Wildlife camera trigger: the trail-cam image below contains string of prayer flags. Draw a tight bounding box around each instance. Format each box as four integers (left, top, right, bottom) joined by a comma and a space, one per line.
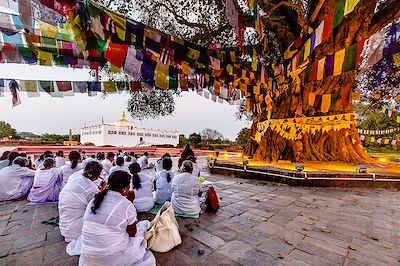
257, 113, 356, 141
357, 127, 400, 135
359, 135, 399, 146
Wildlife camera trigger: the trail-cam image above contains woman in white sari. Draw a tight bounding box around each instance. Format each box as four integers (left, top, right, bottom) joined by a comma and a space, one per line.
129, 163, 155, 212
80, 171, 155, 266
59, 151, 83, 187
171, 160, 202, 216
59, 161, 105, 255
0, 157, 35, 201
154, 157, 174, 204
28, 158, 62, 203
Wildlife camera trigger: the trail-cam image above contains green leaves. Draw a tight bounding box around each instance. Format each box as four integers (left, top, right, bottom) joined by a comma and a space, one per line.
127, 90, 176, 120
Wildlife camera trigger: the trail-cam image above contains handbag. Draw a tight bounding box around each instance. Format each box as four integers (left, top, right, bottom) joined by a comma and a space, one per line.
144, 202, 182, 252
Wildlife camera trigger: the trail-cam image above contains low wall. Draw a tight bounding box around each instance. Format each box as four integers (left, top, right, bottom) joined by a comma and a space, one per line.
210, 162, 400, 189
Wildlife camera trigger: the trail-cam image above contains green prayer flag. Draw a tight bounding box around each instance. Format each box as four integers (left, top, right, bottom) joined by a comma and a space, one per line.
169, 66, 178, 91
39, 81, 55, 94
343, 44, 356, 72
333, 0, 345, 28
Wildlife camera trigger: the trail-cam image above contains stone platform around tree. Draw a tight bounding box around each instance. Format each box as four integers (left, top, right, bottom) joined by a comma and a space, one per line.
1, 173, 400, 266
210, 160, 400, 188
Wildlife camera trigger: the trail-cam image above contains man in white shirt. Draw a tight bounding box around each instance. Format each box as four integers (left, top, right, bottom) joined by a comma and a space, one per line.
101, 152, 115, 180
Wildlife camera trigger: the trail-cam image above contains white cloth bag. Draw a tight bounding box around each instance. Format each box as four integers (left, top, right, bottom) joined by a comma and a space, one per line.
144, 202, 181, 253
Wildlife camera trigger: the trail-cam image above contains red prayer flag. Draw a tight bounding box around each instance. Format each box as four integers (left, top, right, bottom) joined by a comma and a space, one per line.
322, 9, 334, 41
130, 81, 142, 92
295, 35, 302, 49
104, 42, 129, 69
56, 81, 72, 91
355, 39, 365, 67
309, 61, 318, 81
40, 0, 54, 9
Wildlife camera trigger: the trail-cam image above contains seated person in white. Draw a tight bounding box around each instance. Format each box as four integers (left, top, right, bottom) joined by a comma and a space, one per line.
0, 151, 10, 170
59, 151, 83, 188
0, 157, 35, 201
154, 157, 174, 204
129, 163, 155, 212
171, 160, 202, 216
124, 155, 133, 168
55, 150, 66, 168
59, 161, 106, 255
110, 157, 129, 174
101, 152, 115, 180
186, 156, 200, 177
28, 158, 62, 203
139, 152, 152, 169
154, 153, 171, 173
80, 171, 155, 266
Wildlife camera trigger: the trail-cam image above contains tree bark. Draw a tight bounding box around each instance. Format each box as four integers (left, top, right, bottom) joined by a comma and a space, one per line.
249, 0, 400, 164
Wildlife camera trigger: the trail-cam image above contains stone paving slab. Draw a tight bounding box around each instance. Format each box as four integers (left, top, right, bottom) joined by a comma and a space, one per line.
1, 172, 400, 266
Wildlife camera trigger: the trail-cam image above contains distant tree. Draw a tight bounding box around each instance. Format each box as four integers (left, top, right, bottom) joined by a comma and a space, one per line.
188, 133, 202, 146
40, 134, 80, 142
18, 132, 40, 139
179, 134, 188, 145
201, 128, 224, 144
0, 121, 17, 139
236, 128, 251, 147
354, 103, 398, 130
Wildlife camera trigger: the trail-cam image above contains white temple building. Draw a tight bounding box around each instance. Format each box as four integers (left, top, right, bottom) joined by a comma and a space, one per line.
80, 112, 180, 147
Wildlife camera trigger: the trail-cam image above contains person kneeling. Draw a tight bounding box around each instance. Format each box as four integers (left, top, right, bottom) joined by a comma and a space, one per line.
154, 157, 174, 204
129, 163, 155, 212
80, 171, 155, 266
28, 158, 62, 203
58, 161, 106, 255
171, 160, 202, 217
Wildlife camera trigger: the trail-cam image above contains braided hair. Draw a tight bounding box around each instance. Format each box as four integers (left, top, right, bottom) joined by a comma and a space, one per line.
128, 162, 142, 190
91, 170, 131, 214
162, 157, 173, 183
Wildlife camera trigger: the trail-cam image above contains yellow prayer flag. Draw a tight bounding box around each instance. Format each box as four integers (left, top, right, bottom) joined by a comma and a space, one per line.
304, 39, 311, 59
103, 82, 116, 93
38, 20, 58, 38
344, 0, 360, 16
253, 86, 260, 95
230, 51, 236, 62
393, 53, 400, 67
317, 58, 325, 80
155, 63, 169, 89
321, 94, 331, 113
308, 92, 316, 106
20, 80, 38, 92
187, 47, 200, 61
333, 49, 345, 76
181, 61, 190, 75
37, 50, 53, 61
106, 11, 127, 41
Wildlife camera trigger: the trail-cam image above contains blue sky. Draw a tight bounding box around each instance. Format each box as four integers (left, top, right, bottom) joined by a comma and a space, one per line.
0, 64, 249, 140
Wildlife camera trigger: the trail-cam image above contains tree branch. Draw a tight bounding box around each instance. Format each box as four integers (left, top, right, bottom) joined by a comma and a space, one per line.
155, 1, 211, 32
268, 1, 307, 29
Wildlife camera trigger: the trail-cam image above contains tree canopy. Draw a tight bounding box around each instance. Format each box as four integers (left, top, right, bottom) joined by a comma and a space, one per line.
0, 121, 17, 139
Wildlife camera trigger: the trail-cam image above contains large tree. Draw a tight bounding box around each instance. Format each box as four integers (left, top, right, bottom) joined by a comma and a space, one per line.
94, 0, 400, 163
0, 121, 17, 139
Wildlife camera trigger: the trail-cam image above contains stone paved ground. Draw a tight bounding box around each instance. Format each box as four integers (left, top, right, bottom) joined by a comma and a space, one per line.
1, 172, 400, 266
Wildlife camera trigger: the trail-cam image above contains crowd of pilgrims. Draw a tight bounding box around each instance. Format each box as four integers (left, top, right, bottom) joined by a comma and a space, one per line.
0, 144, 202, 265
